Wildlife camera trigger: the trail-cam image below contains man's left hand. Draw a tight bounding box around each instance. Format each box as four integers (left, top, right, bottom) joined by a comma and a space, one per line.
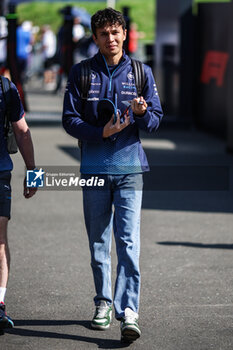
131, 97, 147, 116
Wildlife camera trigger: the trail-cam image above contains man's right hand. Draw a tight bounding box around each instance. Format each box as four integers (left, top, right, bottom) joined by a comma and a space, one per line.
23, 177, 37, 199
103, 113, 130, 138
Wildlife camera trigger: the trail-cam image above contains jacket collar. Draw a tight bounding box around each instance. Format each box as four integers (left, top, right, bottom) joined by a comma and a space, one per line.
94, 50, 129, 71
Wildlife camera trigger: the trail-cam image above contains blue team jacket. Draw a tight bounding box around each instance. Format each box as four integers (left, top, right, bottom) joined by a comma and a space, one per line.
0, 81, 25, 172
62, 50, 163, 174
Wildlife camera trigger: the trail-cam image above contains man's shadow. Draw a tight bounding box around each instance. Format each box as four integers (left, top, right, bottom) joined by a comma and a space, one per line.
3, 319, 131, 349
157, 241, 233, 249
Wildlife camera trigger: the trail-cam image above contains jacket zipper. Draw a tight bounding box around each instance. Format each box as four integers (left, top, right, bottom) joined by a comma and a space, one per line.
102, 55, 123, 92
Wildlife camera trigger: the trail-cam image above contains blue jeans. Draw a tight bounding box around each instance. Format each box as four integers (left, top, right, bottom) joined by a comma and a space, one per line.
82, 173, 143, 319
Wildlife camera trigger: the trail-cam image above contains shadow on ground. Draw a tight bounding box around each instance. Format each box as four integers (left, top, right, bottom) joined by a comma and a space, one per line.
157, 241, 233, 249
5, 320, 131, 349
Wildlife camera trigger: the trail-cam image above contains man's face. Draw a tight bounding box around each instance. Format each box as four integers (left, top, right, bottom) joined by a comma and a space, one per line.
93, 23, 126, 61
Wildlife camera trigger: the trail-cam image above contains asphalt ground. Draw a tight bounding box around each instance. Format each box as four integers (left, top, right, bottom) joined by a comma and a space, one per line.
1, 82, 233, 350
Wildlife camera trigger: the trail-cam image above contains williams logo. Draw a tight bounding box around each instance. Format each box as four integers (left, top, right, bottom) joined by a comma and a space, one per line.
127, 72, 134, 80
91, 72, 97, 80
26, 168, 45, 188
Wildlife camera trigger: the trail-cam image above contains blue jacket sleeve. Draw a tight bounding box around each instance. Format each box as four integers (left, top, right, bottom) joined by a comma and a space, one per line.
62, 65, 104, 143
133, 65, 163, 132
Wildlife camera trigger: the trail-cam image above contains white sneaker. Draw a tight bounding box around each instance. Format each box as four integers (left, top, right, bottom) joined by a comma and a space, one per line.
91, 300, 112, 330
121, 307, 141, 342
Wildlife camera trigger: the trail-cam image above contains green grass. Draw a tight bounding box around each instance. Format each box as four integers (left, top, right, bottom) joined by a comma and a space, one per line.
16, 0, 155, 42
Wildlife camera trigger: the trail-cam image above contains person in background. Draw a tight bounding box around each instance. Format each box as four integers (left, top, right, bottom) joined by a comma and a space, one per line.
72, 16, 85, 64
16, 21, 33, 83
0, 17, 7, 76
128, 22, 145, 58
41, 25, 57, 90
0, 78, 37, 330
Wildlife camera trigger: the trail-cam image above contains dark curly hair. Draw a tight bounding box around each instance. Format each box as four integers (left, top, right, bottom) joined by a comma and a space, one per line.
91, 8, 126, 37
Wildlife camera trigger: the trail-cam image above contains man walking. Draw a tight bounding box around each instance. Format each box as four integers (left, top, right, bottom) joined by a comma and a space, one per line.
0, 77, 37, 330
63, 8, 163, 342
